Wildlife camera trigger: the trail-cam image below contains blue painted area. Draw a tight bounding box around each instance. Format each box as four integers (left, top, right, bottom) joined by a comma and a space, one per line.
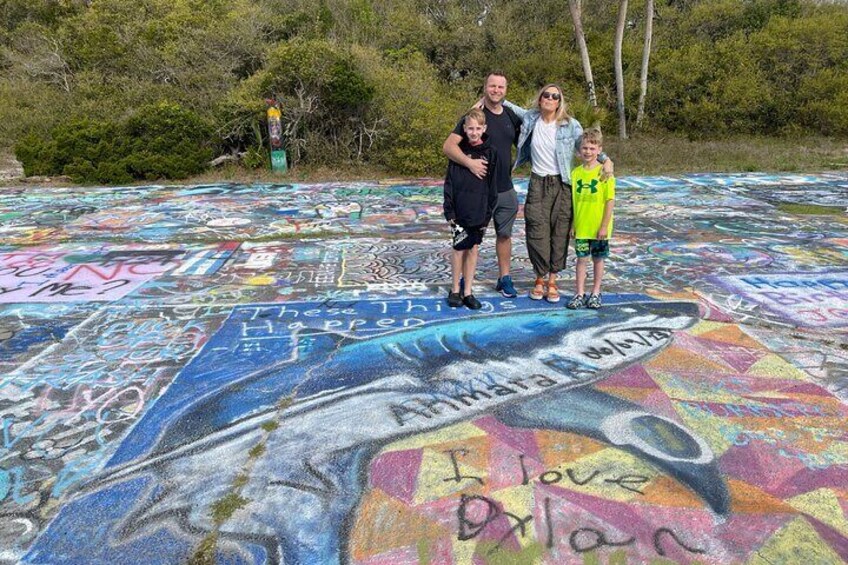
108, 293, 650, 465
0, 321, 74, 360
26, 294, 732, 565
25, 477, 193, 565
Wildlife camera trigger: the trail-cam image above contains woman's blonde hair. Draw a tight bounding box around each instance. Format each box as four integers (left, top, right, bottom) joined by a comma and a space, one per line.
534, 83, 571, 124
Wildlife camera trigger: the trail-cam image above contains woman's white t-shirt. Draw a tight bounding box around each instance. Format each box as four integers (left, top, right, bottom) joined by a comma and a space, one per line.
530, 117, 559, 176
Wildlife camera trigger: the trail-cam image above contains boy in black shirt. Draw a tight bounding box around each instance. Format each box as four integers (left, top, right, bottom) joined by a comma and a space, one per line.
443, 109, 498, 310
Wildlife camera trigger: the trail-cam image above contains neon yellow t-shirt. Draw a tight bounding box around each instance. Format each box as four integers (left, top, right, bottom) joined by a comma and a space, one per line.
571, 164, 615, 240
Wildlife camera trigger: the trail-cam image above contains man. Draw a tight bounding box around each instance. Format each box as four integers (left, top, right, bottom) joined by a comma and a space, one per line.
442, 72, 522, 298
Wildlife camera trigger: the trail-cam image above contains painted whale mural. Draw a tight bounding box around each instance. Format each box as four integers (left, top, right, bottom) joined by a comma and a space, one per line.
26, 298, 729, 564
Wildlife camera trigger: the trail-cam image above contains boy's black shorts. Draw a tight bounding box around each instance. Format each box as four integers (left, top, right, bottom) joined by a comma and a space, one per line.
451, 224, 484, 250
574, 238, 610, 258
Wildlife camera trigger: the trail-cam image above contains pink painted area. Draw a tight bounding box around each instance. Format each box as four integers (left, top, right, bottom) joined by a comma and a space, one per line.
774, 381, 840, 397
416, 496, 470, 533
369, 449, 423, 504
428, 536, 455, 565
697, 296, 736, 322
538, 484, 729, 562
772, 465, 848, 499
719, 444, 806, 493
474, 415, 540, 460
716, 514, 790, 557
601, 364, 657, 389
0, 252, 172, 303
485, 439, 532, 490
639, 390, 686, 420
462, 498, 524, 553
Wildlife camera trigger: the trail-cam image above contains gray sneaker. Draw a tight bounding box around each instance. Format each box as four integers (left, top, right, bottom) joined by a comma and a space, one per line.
586, 293, 602, 309
566, 293, 586, 309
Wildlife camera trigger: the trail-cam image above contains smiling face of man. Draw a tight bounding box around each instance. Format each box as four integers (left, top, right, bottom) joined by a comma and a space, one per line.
484, 74, 507, 107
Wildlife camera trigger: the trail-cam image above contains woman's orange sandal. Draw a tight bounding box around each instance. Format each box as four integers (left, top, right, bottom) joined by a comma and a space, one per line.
530, 277, 545, 300
546, 282, 560, 303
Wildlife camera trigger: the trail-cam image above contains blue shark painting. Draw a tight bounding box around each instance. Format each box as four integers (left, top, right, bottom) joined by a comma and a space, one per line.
25, 296, 729, 564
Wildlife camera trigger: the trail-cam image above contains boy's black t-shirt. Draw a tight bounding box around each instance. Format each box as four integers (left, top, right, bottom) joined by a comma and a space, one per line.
453, 106, 519, 193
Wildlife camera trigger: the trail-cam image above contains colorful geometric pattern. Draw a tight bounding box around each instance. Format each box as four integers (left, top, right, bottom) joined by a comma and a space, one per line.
0, 173, 846, 563
355, 318, 848, 564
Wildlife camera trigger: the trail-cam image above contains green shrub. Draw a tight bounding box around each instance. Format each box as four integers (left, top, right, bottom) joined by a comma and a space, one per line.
14, 102, 213, 183
358, 46, 464, 175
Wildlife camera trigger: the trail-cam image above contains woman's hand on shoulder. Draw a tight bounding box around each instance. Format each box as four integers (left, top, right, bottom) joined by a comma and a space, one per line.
600, 159, 614, 181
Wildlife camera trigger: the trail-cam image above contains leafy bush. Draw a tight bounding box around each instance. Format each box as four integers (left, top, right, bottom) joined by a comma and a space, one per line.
358, 46, 464, 175
15, 102, 213, 183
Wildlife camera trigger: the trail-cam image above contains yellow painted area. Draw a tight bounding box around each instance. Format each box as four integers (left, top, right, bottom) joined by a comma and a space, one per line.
748, 517, 843, 565
745, 354, 809, 380
245, 275, 276, 286
527, 447, 658, 503
491, 485, 538, 549
694, 323, 767, 350
821, 441, 848, 466
687, 320, 731, 336
645, 345, 730, 375
452, 534, 479, 565
535, 431, 606, 469
414, 445, 488, 504
669, 400, 735, 456
787, 489, 848, 537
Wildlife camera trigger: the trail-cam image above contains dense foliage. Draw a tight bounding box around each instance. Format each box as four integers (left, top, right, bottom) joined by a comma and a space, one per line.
14, 103, 213, 183
2, 0, 846, 181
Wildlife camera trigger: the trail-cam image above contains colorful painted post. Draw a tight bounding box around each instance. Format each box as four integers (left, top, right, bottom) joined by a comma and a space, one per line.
267, 103, 287, 173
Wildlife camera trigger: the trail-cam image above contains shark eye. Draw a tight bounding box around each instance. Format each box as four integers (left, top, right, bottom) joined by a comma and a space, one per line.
600, 411, 714, 464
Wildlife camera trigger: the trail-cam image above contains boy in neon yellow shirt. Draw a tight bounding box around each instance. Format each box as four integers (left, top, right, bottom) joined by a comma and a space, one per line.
567, 128, 615, 309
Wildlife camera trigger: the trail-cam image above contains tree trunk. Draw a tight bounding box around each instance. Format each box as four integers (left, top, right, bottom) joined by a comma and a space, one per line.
614, 0, 628, 139
636, 0, 654, 128
568, 0, 597, 110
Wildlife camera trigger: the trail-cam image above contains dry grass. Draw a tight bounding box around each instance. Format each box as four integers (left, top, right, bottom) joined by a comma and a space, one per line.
603, 134, 848, 176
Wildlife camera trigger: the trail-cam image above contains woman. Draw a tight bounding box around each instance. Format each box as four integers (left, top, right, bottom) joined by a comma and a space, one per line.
505, 84, 612, 302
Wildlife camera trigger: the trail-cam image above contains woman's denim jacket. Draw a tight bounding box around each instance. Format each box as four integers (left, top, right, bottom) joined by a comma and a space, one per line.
504, 100, 589, 180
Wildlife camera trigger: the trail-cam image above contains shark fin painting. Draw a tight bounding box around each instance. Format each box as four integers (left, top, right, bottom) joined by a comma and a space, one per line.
25, 297, 729, 564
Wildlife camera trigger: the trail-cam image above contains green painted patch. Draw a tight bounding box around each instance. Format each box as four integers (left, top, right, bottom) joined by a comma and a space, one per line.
474, 541, 545, 564
211, 493, 249, 525
261, 421, 279, 432
188, 532, 218, 565
248, 443, 266, 458
416, 538, 430, 565
777, 203, 844, 215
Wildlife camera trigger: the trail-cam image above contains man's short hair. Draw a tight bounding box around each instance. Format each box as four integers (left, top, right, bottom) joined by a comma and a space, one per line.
581, 127, 603, 146
485, 71, 507, 84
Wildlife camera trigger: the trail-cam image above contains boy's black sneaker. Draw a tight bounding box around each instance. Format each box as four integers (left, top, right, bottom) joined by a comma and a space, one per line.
462, 294, 482, 310
566, 293, 586, 310
447, 291, 463, 308
586, 293, 602, 309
